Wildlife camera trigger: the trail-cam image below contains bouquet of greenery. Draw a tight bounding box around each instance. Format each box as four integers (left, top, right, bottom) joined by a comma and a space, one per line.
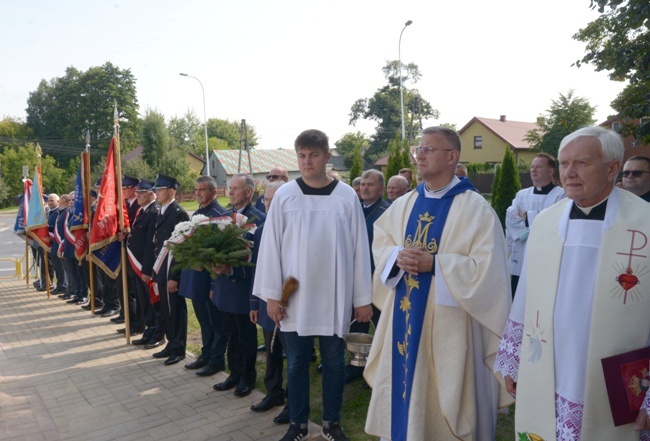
166, 213, 257, 277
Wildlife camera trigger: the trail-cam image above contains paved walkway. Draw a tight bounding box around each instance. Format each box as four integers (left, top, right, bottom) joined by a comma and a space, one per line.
0, 280, 323, 441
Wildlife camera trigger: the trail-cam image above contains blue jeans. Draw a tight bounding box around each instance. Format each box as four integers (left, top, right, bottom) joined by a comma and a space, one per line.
283, 332, 345, 424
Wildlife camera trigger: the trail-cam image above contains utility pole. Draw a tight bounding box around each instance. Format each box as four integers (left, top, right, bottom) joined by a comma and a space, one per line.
238, 119, 252, 174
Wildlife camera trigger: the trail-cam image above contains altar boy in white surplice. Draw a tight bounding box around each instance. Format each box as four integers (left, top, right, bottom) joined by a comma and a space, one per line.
365, 126, 513, 441
494, 126, 650, 441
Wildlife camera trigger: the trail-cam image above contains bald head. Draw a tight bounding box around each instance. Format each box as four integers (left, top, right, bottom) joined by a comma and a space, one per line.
387, 175, 410, 202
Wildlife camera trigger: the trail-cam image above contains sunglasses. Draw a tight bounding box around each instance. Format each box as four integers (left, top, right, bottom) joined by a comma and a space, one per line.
266, 175, 283, 180
622, 170, 650, 178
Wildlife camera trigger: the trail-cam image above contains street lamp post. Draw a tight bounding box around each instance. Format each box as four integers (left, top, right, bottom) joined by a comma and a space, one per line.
399, 20, 413, 141
179, 73, 210, 177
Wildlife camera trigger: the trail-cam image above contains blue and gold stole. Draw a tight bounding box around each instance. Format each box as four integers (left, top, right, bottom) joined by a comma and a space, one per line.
391, 179, 475, 441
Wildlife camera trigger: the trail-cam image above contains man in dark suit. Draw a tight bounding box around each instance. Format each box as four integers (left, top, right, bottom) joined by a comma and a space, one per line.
151, 174, 190, 366
129, 180, 165, 346
47, 193, 68, 295
179, 176, 229, 377
110, 175, 141, 325
212, 173, 265, 398
120, 179, 160, 339
249, 180, 290, 420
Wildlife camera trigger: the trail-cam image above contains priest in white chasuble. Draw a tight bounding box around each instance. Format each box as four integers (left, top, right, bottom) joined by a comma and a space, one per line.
364, 126, 513, 441
494, 126, 650, 441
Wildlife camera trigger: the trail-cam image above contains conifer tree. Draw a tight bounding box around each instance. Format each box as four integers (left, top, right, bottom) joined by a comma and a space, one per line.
492, 148, 521, 228
349, 145, 363, 183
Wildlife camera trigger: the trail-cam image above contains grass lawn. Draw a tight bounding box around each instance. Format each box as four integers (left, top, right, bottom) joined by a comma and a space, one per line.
185, 301, 515, 440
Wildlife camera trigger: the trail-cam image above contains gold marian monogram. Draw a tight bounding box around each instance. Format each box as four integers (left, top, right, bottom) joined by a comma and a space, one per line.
397, 212, 438, 399
404, 212, 438, 254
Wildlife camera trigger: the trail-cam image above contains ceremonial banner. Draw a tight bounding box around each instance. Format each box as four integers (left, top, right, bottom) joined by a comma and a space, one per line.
70, 153, 90, 262
25, 167, 51, 252
13, 185, 29, 235
90, 138, 130, 278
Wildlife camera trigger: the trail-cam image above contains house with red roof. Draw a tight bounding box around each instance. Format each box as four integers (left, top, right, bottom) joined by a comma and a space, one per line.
458, 115, 539, 166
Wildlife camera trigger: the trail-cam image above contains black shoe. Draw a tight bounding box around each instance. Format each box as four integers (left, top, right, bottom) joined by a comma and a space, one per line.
61, 293, 75, 300
144, 340, 165, 350
273, 406, 290, 424
213, 376, 239, 391
152, 348, 172, 359
251, 395, 284, 412
132, 338, 149, 346
279, 422, 309, 441
184, 359, 208, 370
101, 309, 120, 318
344, 365, 363, 384
57, 292, 68, 298
164, 354, 185, 365
321, 421, 349, 441
117, 328, 143, 336
257, 344, 266, 352
51, 287, 66, 294
110, 316, 125, 323
196, 363, 225, 377
233, 382, 254, 397
66, 296, 81, 304
75, 297, 88, 305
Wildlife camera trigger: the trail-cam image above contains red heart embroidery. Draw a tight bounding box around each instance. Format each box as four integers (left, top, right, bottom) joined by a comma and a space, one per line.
618, 272, 639, 291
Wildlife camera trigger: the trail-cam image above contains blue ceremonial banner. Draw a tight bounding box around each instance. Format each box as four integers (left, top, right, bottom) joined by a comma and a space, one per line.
13, 194, 26, 235
70, 156, 89, 262
25, 167, 51, 252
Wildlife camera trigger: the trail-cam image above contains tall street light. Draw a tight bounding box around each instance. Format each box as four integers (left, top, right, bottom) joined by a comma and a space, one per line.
179, 73, 210, 176
399, 20, 413, 141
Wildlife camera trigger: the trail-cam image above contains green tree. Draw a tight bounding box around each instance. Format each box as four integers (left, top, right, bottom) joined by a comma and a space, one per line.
400, 138, 413, 180
0, 145, 68, 199
573, 0, 650, 143
0, 176, 10, 207
168, 110, 204, 154
206, 118, 258, 150
385, 136, 402, 182
492, 149, 521, 229
157, 149, 197, 191
0, 117, 36, 150
334, 132, 370, 169
349, 61, 439, 162
25, 62, 139, 163
349, 145, 363, 183
121, 158, 154, 182
525, 90, 596, 158
140, 109, 170, 170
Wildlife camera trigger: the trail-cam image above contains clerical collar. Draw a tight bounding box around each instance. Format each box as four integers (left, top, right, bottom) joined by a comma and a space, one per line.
533, 182, 555, 195
424, 176, 460, 199
569, 198, 608, 220
296, 177, 338, 195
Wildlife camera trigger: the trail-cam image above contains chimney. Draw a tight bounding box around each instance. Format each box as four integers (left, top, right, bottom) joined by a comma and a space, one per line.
499, 115, 506, 122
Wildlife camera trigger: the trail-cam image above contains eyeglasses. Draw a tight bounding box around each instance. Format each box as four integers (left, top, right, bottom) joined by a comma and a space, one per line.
266, 174, 283, 180
622, 170, 650, 178
414, 146, 453, 155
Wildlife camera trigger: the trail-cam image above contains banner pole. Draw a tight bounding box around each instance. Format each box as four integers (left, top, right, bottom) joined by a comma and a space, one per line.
113, 104, 131, 345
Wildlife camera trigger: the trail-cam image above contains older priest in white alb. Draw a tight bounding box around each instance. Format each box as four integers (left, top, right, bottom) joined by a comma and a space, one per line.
364, 126, 513, 441
494, 126, 650, 441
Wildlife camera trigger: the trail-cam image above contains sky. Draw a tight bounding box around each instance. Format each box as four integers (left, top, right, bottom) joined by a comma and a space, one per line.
0, 0, 624, 150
